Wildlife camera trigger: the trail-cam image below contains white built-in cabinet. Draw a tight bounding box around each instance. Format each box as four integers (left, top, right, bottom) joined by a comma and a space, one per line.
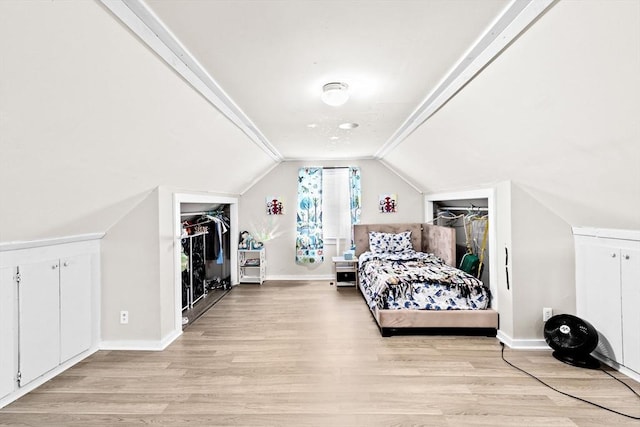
0, 236, 99, 407
18, 255, 92, 385
574, 227, 640, 377
0, 267, 15, 400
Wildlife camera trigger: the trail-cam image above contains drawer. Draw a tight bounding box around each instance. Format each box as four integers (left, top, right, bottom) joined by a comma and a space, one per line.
337, 271, 356, 282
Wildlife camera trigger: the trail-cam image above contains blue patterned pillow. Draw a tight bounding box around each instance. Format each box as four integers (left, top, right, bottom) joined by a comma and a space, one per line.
369, 231, 413, 253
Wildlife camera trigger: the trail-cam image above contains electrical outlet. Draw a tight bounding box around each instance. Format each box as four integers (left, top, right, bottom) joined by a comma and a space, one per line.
120, 310, 129, 324
543, 307, 553, 322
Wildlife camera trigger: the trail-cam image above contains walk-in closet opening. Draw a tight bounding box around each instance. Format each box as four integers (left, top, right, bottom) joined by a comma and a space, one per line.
425, 189, 497, 311
432, 198, 490, 286
173, 194, 238, 330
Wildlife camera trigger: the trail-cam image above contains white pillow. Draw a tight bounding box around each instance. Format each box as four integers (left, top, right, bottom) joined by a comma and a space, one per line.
369, 231, 413, 253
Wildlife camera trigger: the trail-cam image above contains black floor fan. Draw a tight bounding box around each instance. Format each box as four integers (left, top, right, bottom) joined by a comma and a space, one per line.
544, 314, 601, 369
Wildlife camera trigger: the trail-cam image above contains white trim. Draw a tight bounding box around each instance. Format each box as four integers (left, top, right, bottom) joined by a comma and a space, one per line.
572, 227, 640, 242
0, 347, 97, 410
99, 328, 182, 351
378, 159, 424, 194
266, 275, 334, 282
499, 333, 640, 382
593, 354, 640, 383
0, 233, 104, 252
425, 187, 497, 203
239, 162, 281, 195
285, 155, 376, 162
497, 330, 549, 350
100, 0, 282, 162
424, 187, 498, 311
375, 0, 555, 158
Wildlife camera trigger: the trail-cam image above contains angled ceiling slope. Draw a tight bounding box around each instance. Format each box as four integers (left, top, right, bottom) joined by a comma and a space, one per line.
101, 0, 553, 162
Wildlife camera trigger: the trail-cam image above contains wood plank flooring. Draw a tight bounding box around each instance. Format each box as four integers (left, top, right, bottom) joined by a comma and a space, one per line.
1, 281, 638, 426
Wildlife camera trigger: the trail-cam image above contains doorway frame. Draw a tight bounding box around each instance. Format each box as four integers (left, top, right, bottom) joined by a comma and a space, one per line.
424, 187, 498, 311
173, 193, 238, 332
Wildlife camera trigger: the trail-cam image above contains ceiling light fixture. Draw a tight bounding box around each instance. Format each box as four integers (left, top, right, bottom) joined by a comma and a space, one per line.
321, 82, 349, 106
338, 122, 359, 130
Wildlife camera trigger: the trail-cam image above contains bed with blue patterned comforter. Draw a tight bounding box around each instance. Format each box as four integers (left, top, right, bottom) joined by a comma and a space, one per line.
358, 250, 490, 311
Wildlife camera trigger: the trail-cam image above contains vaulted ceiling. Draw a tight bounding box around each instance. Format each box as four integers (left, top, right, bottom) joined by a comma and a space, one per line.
104, 0, 554, 161
2, 0, 637, 243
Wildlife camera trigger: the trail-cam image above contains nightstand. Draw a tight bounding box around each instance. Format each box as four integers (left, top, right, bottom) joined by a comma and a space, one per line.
332, 256, 358, 289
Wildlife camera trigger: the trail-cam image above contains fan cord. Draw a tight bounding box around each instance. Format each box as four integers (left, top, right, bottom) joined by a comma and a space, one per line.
500, 342, 640, 420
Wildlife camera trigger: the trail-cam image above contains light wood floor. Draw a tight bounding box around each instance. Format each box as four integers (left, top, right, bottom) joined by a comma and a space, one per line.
1, 281, 638, 426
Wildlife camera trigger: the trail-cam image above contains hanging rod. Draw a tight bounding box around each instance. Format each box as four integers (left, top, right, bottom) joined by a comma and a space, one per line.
180, 210, 224, 217
436, 206, 489, 212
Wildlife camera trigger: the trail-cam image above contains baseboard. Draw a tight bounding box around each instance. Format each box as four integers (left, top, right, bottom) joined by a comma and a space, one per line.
99, 329, 182, 351
593, 353, 640, 383
497, 330, 549, 350
265, 275, 333, 281
0, 347, 98, 409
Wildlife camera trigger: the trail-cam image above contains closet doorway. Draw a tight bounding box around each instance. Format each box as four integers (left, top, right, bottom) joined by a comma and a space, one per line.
425, 188, 497, 311
173, 193, 238, 330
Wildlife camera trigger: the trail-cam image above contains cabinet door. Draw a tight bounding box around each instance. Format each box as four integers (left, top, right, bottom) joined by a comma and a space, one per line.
0, 267, 16, 399
575, 242, 623, 362
60, 254, 92, 363
18, 260, 60, 385
621, 248, 640, 373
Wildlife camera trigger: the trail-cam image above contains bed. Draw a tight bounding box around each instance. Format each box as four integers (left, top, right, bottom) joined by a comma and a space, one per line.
354, 223, 498, 337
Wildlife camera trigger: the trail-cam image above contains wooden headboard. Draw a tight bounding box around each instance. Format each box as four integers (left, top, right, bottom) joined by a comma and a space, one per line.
353, 223, 456, 266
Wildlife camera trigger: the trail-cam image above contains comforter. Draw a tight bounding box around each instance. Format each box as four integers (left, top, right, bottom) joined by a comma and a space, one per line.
358, 250, 490, 311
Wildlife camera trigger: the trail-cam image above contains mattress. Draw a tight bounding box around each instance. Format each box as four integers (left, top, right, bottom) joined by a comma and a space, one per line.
358, 250, 491, 311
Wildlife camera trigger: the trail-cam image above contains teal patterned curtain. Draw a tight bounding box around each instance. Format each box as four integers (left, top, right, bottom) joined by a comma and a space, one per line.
296, 166, 361, 262
296, 167, 323, 264
349, 167, 361, 248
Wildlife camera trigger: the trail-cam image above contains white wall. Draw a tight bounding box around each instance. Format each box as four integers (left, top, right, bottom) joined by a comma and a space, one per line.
494, 182, 514, 339
101, 186, 239, 348
385, 0, 640, 230
0, 0, 276, 243
101, 189, 161, 344
3, 0, 637, 347
238, 160, 424, 279
0, 0, 276, 347
384, 0, 639, 343
510, 184, 576, 340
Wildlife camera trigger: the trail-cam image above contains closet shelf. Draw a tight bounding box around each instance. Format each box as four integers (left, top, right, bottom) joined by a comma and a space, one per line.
238, 249, 265, 284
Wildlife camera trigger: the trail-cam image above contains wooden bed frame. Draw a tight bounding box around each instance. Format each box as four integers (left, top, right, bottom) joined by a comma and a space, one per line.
354, 223, 499, 337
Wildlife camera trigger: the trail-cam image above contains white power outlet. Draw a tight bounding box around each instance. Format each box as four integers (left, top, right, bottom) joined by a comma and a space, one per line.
542, 307, 553, 322
120, 310, 129, 324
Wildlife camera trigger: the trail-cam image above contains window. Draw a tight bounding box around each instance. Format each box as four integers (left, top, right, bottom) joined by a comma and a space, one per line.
296, 166, 360, 264
322, 168, 351, 243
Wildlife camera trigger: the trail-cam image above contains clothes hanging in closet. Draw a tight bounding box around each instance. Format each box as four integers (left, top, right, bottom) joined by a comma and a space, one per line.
201, 212, 229, 263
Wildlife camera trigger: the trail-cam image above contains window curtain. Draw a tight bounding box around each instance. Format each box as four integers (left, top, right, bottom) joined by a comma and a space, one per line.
296, 167, 323, 264
348, 167, 361, 249
295, 166, 361, 263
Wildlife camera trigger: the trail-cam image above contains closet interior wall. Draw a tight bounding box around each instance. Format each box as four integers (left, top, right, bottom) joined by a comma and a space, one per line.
432, 198, 491, 287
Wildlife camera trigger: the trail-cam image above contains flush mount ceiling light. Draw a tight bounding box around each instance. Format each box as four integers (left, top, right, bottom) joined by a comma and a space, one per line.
321, 82, 349, 106
338, 122, 359, 130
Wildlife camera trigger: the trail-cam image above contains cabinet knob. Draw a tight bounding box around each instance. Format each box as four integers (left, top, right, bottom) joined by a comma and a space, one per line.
52, 264, 59, 269
624, 254, 630, 260
63, 261, 69, 267
611, 253, 617, 258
